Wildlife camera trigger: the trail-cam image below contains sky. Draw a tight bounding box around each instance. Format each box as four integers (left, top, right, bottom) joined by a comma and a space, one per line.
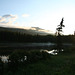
0, 0, 75, 35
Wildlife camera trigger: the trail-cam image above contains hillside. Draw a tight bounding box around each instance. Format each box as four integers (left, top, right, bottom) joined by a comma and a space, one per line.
0, 27, 52, 35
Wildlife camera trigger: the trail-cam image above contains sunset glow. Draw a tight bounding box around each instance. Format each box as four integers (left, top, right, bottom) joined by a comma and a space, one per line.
0, 0, 75, 35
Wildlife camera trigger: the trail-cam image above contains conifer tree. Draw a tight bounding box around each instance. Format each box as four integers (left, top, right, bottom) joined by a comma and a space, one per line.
56, 18, 65, 52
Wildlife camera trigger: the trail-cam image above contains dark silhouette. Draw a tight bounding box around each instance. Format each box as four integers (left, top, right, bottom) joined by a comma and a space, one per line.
0, 58, 3, 75
56, 18, 65, 52
56, 18, 65, 32
0, 30, 55, 43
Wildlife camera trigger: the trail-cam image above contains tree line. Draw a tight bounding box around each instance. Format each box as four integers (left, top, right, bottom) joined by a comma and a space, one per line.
0, 30, 75, 43
0, 31, 55, 43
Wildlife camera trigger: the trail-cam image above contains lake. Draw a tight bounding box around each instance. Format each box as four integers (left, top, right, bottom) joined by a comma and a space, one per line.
0, 42, 55, 48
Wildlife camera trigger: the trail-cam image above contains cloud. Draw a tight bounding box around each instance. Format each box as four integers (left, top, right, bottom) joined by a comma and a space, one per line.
0, 17, 6, 22
2, 15, 11, 18
30, 27, 36, 30
38, 29, 52, 33
22, 14, 30, 17
2, 14, 18, 19
23, 27, 45, 31
0, 14, 18, 27
30, 27, 52, 33
31, 27, 44, 31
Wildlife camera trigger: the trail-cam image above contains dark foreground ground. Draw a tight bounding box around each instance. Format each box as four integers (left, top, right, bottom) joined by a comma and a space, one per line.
0, 46, 75, 75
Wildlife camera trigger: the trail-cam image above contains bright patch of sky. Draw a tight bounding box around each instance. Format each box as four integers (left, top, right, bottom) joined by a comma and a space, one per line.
0, 0, 75, 35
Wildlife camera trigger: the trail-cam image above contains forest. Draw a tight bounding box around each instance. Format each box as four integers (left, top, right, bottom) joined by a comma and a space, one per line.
0, 30, 75, 44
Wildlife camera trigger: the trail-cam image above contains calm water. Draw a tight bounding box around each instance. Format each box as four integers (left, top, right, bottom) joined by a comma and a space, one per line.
0, 43, 55, 47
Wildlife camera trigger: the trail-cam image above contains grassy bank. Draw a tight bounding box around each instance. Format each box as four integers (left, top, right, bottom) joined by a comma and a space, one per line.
18, 54, 75, 75
4, 49, 75, 75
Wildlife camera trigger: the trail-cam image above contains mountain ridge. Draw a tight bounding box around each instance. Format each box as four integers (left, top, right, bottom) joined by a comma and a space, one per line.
0, 26, 53, 35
